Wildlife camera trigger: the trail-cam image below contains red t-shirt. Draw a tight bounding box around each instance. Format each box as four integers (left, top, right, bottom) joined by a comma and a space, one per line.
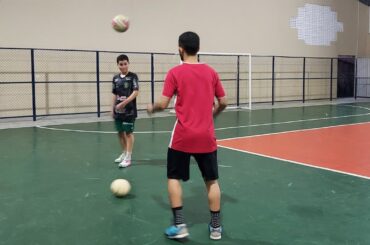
162, 63, 226, 153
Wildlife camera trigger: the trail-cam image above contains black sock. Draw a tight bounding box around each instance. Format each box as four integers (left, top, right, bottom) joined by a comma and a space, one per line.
172, 206, 185, 225
210, 210, 221, 228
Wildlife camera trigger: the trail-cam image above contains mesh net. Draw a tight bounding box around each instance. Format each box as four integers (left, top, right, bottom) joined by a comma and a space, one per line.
0, 49, 32, 117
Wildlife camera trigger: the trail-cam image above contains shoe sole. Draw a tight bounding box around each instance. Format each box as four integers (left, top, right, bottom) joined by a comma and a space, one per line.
118, 164, 131, 168
210, 235, 221, 240
167, 232, 189, 239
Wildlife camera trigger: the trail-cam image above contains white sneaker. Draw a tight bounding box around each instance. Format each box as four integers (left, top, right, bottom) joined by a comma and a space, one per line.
118, 159, 131, 168
114, 153, 125, 163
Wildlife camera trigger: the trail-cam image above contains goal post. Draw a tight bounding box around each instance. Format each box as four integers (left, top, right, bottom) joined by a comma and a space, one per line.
198, 52, 252, 110
153, 51, 253, 110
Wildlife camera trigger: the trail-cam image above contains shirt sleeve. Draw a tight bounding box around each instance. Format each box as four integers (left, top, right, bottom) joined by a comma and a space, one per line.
214, 72, 226, 98
162, 70, 176, 98
132, 74, 139, 91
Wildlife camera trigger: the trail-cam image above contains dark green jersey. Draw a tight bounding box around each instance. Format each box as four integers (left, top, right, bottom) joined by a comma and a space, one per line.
112, 72, 139, 120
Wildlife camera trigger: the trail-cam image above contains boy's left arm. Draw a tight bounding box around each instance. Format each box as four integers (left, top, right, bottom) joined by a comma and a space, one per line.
116, 90, 139, 110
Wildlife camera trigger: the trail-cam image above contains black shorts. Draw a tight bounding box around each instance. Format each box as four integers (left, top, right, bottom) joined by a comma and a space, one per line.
167, 148, 219, 181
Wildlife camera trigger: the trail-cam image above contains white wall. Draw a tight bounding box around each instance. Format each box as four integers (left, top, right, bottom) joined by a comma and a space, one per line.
0, 0, 368, 57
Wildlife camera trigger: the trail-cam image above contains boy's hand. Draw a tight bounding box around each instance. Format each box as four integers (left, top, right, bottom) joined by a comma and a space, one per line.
115, 102, 126, 111
146, 104, 154, 114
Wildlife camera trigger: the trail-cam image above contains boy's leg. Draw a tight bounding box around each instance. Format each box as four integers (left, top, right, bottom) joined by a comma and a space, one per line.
114, 119, 127, 162
165, 148, 190, 239
165, 178, 189, 239
168, 179, 183, 209
206, 180, 221, 212
206, 180, 222, 241
194, 151, 223, 240
119, 132, 127, 151
124, 132, 134, 158
118, 119, 135, 168
118, 133, 133, 168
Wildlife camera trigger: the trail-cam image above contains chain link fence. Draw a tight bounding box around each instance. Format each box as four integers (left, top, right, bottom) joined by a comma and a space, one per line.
356, 57, 370, 98
0, 47, 342, 120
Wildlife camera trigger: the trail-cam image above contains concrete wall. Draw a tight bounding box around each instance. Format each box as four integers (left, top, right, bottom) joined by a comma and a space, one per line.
0, 0, 368, 57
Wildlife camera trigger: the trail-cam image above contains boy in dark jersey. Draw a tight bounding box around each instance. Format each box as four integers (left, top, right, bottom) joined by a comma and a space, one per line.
147, 32, 227, 240
111, 54, 139, 168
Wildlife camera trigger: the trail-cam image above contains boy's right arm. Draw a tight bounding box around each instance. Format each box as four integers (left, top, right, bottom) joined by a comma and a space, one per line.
213, 96, 227, 117
111, 94, 116, 118
213, 71, 227, 117
147, 95, 171, 114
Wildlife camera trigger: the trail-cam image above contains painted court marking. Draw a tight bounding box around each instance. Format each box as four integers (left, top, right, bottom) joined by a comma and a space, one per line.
36, 109, 370, 134
218, 121, 370, 180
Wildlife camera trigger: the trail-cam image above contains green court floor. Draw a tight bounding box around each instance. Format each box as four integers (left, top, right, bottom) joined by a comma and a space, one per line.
1, 102, 370, 245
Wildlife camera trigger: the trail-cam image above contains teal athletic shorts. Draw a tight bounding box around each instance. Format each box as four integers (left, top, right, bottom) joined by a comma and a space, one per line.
114, 118, 135, 133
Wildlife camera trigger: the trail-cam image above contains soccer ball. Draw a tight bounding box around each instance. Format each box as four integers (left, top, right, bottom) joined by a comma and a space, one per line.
110, 179, 131, 197
112, 15, 130, 32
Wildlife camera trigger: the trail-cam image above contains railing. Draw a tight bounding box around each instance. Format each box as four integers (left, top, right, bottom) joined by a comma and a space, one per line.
0, 47, 346, 121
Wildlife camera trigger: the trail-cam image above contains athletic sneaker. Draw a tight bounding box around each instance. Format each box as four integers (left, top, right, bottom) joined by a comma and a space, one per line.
165, 224, 189, 239
209, 224, 222, 240
114, 153, 125, 163
118, 159, 131, 168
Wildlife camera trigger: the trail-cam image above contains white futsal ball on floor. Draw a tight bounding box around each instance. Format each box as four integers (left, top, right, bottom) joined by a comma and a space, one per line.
110, 179, 131, 197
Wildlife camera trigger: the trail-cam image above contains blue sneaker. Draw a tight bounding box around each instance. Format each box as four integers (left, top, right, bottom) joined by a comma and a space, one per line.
165, 224, 189, 239
209, 224, 222, 240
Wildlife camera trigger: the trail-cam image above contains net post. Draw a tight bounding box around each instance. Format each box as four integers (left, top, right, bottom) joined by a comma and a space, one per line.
31, 49, 37, 121
236, 55, 240, 107
150, 53, 155, 104
272, 56, 275, 105
303, 57, 306, 103
96, 51, 101, 117
354, 57, 357, 99
330, 58, 334, 101
248, 54, 252, 110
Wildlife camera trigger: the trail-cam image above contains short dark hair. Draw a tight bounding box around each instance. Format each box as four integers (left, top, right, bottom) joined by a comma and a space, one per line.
178, 31, 200, 55
117, 54, 129, 64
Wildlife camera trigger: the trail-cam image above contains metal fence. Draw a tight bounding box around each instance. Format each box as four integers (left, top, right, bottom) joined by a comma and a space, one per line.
356, 58, 370, 98
0, 47, 345, 121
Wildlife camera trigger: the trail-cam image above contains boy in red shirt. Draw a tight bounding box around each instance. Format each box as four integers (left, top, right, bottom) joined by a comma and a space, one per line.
147, 31, 227, 240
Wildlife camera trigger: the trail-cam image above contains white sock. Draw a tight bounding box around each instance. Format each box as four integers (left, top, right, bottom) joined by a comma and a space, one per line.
124, 152, 132, 161
120, 151, 126, 158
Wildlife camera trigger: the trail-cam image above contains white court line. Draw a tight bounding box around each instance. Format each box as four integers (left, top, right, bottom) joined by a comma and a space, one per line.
215, 112, 370, 131
36, 111, 370, 134
36, 126, 116, 134
36, 125, 171, 134
218, 121, 370, 141
342, 104, 370, 111
218, 145, 370, 180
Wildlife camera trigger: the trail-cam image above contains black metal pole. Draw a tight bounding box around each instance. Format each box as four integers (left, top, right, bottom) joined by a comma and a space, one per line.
303, 57, 306, 103
151, 53, 155, 104
330, 58, 333, 101
31, 49, 37, 121
236, 55, 240, 107
354, 58, 357, 99
272, 56, 275, 105
96, 51, 101, 117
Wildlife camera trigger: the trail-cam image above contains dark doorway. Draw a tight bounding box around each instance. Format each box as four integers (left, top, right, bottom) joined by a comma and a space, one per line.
337, 56, 355, 98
